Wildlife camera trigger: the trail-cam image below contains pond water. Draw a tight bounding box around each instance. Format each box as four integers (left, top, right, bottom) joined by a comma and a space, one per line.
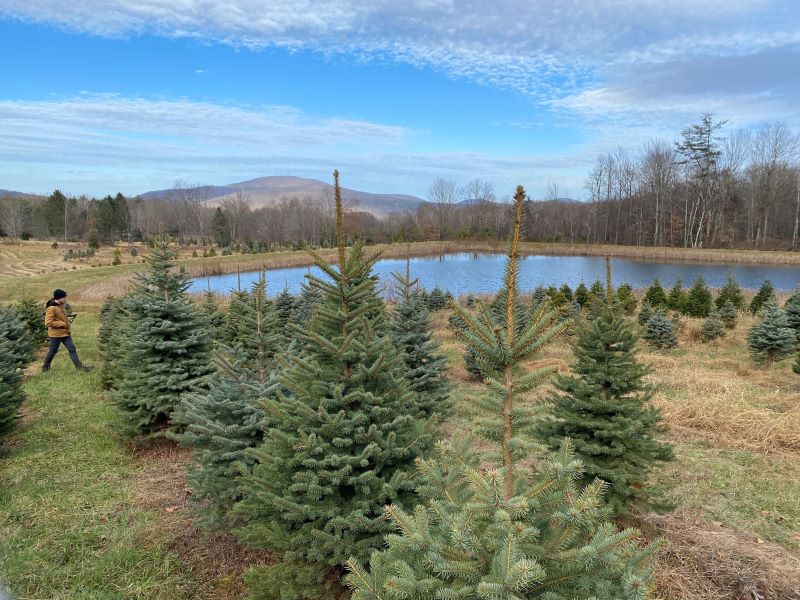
188, 252, 800, 297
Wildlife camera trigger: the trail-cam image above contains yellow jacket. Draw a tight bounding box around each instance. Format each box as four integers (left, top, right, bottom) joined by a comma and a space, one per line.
44, 304, 71, 338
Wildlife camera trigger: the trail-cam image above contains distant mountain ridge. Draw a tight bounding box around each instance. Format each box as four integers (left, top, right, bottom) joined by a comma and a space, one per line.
140, 176, 426, 217
0, 189, 43, 200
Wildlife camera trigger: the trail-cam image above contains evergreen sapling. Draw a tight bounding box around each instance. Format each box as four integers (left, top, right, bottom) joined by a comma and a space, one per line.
0, 305, 34, 369
700, 308, 725, 342
749, 280, 776, 315
715, 273, 744, 311
643, 312, 678, 349
747, 300, 795, 364
0, 337, 25, 438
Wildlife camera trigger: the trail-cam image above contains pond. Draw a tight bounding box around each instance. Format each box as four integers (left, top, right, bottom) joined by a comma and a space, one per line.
188, 252, 800, 297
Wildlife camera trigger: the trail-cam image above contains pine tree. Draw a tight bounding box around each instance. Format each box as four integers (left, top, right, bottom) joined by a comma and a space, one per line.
667, 278, 688, 314
749, 280, 776, 315
783, 290, 800, 339
0, 304, 34, 369
98, 296, 128, 390
700, 308, 725, 342
589, 279, 605, 298
112, 236, 213, 435
222, 287, 251, 345
530, 285, 547, 310
719, 300, 738, 330
747, 300, 795, 364
274, 287, 297, 334
535, 264, 673, 514
0, 337, 26, 438
346, 188, 656, 600
685, 276, 712, 317
235, 171, 433, 592
715, 273, 744, 310
14, 296, 47, 347
643, 312, 678, 349
574, 281, 590, 306
390, 260, 451, 419
643, 278, 668, 309
559, 283, 573, 302
616, 282, 638, 315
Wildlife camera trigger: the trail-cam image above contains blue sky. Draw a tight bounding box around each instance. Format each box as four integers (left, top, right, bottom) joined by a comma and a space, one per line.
0, 1, 798, 199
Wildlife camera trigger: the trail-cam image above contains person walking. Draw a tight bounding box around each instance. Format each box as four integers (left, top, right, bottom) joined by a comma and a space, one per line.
42, 289, 93, 373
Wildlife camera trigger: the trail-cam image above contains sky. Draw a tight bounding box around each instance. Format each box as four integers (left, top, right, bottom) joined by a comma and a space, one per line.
0, 1, 798, 199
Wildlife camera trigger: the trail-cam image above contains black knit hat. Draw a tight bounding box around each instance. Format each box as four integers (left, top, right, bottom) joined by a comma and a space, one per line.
53, 289, 67, 300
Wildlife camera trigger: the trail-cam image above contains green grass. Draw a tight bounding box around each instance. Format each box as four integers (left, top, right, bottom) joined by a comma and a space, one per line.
0, 312, 192, 599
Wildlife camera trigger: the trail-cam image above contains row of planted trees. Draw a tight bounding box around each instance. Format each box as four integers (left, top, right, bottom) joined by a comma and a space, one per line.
99, 175, 675, 599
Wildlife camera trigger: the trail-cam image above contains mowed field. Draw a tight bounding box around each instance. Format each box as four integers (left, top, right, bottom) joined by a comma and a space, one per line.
1, 241, 799, 599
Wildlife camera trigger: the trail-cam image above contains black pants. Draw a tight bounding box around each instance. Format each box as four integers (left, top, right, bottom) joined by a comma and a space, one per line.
42, 336, 83, 370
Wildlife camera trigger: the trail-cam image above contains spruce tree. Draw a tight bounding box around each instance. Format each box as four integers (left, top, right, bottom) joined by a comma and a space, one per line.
616, 282, 637, 315
643, 312, 678, 349
222, 287, 251, 345
390, 260, 451, 419
685, 276, 712, 317
0, 304, 34, 369
719, 300, 738, 330
296, 279, 324, 324
112, 236, 213, 435
98, 296, 128, 390
426, 286, 447, 311
530, 285, 547, 310
274, 287, 297, 333
715, 273, 744, 310
589, 279, 605, 298
783, 290, 800, 339
0, 337, 25, 438
199, 289, 224, 343
14, 296, 47, 347
172, 277, 280, 527
574, 281, 590, 306
643, 278, 668, 309
535, 263, 673, 514
667, 278, 688, 313
346, 188, 656, 600
234, 171, 432, 592
747, 300, 795, 364
637, 302, 654, 327
700, 308, 725, 342
749, 280, 776, 315
559, 282, 573, 302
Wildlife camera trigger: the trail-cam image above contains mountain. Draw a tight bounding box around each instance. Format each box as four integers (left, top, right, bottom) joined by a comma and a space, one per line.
140, 176, 426, 217
0, 189, 42, 200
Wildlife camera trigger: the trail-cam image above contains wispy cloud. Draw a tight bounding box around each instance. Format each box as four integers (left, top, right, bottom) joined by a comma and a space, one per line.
0, 94, 589, 197
2, 0, 797, 104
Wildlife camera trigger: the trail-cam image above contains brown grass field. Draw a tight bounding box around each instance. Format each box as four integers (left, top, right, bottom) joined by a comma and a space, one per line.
1, 241, 800, 599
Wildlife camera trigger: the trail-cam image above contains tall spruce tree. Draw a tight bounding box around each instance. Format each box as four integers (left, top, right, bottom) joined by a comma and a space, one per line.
172, 277, 280, 527
747, 300, 795, 364
390, 259, 451, 419
715, 273, 744, 310
112, 236, 213, 435
535, 262, 673, 514
346, 187, 657, 600
0, 305, 34, 369
0, 337, 26, 438
749, 280, 776, 315
234, 171, 432, 596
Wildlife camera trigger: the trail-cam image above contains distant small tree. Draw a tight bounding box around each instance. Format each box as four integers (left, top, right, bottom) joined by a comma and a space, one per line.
700, 308, 725, 342
111, 248, 122, 265
426, 286, 447, 311
574, 281, 590, 306
719, 300, 738, 330
685, 276, 712, 317
615, 282, 637, 315
750, 280, 776, 315
747, 300, 795, 364
715, 273, 744, 310
667, 278, 688, 313
643, 278, 668, 309
212, 207, 232, 247
644, 312, 678, 349
783, 290, 800, 339
637, 302, 654, 327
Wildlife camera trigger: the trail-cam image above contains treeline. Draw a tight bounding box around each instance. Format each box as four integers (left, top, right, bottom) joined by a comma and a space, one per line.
2, 115, 798, 250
